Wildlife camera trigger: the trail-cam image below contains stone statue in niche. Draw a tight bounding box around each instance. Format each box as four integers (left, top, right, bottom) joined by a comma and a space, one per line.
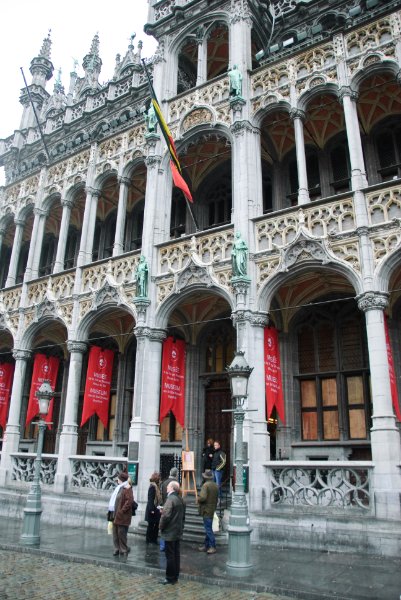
231, 232, 248, 277
228, 64, 243, 98
145, 103, 157, 133
135, 255, 149, 297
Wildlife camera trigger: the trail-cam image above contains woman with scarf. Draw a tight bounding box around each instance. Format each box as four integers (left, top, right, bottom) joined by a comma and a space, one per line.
145, 471, 162, 544
108, 471, 134, 557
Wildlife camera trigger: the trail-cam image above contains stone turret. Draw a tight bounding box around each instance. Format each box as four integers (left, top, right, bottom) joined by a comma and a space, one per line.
19, 32, 54, 130
78, 33, 103, 97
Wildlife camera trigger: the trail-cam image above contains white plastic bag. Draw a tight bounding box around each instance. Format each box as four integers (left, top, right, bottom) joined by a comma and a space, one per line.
212, 512, 220, 533
107, 521, 113, 535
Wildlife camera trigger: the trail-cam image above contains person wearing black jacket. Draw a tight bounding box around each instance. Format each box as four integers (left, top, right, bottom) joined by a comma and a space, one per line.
201, 438, 215, 472
211, 440, 226, 500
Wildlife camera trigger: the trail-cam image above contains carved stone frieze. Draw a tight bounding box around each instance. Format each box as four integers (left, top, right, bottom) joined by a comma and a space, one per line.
182, 107, 214, 133
176, 263, 214, 291
281, 238, 330, 271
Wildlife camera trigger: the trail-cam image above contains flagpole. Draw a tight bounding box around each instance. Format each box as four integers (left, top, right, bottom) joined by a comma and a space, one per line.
20, 67, 50, 162
141, 59, 199, 232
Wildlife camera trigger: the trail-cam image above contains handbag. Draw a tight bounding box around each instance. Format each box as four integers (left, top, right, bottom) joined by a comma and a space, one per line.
212, 512, 220, 533
107, 510, 114, 522
132, 500, 139, 516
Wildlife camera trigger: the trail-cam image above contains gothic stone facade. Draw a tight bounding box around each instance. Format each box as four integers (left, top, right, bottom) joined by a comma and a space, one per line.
0, 0, 401, 555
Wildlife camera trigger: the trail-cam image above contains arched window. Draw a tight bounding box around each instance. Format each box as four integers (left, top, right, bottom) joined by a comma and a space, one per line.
306, 147, 321, 198
262, 163, 273, 213
374, 119, 401, 181
103, 212, 117, 259
204, 325, 235, 373
92, 220, 102, 262
329, 137, 351, 193
295, 298, 371, 447
16, 242, 30, 284
170, 189, 187, 238
0, 245, 11, 288
39, 233, 57, 276
125, 200, 144, 251
64, 225, 80, 269
177, 41, 197, 94
199, 163, 232, 230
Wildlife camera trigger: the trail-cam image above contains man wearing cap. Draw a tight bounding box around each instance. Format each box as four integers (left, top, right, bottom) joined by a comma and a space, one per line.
159, 480, 185, 585
108, 471, 134, 557
197, 469, 219, 554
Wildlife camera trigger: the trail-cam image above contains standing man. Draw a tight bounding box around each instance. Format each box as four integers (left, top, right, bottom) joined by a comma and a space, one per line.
211, 440, 226, 501
197, 469, 218, 554
160, 467, 179, 552
159, 480, 185, 585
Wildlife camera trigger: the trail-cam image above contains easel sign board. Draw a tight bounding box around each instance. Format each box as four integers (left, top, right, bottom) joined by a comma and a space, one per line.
181, 450, 195, 471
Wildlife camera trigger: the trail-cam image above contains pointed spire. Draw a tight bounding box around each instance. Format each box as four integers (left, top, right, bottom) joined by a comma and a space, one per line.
39, 30, 52, 59
89, 32, 100, 57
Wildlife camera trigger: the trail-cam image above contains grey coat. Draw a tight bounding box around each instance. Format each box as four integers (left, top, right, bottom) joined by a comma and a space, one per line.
197, 480, 218, 518
159, 492, 185, 541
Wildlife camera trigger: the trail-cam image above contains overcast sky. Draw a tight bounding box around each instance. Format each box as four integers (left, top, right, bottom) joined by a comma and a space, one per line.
0, 0, 157, 141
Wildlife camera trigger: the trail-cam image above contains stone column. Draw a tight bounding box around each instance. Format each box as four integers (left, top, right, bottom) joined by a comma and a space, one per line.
77, 187, 95, 267
231, 120, 263, 227
5, 219, 24, 287
340, 87, 368, 191
113, 177, 130, 257
54, 341, 87, 493
0, 226, 5, 267
129, 326, 166, 503
53, 199, 73, 273
196, 35, 207, 86
232, 309, 270, 511
357, 292, 401, 520
290, 109, 310, 205
85, 190, 100, 263
0, 349, 32, 485
29, 208, 48, 280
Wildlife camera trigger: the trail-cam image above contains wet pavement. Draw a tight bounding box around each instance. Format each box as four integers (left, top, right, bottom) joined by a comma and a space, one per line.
0, 519, 400, 600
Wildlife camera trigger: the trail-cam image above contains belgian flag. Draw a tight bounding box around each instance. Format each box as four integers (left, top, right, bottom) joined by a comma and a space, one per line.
142, 60, 193, 203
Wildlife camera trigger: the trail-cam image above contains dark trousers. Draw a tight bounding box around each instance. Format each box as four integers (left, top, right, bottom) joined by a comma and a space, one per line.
165, 539, 180, 582
112, 524, 129, 554
146, 513, 160, 543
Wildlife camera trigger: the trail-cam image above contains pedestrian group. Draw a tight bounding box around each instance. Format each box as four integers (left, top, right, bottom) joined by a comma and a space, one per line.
107, 437, 226, 585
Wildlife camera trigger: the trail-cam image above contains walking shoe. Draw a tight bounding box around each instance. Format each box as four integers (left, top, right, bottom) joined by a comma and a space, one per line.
198, 545, 207, 552
113, 550, 119, 556
207, 547, 216, 554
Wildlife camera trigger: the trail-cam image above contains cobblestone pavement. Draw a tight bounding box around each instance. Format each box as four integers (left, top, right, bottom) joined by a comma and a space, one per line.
0, 549, 293, 600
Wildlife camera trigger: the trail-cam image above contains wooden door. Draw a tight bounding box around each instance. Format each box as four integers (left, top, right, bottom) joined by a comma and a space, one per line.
204, 378, 232, 483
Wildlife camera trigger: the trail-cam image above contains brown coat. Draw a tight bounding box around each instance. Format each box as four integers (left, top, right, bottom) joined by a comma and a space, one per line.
113, 484, 134, 526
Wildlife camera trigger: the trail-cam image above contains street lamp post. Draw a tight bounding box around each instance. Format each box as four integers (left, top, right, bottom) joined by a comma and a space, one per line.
225, 351, 254, 577
20, 379, 54, 546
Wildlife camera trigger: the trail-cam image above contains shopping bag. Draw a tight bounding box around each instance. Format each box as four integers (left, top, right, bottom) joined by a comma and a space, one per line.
107, 521, 113, 535
212, 512, 220, 533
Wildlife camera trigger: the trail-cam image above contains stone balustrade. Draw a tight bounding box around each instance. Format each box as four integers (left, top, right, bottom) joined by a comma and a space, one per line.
264, 461, 373, 512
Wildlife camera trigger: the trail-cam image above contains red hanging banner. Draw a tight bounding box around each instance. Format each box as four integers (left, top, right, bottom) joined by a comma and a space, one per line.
159, 337, 186, 428
264, 327, 285, 424
384, 315, 401, 422
26, 354, 60, 427
0, 363, 14, 430
81, 346, 114, 428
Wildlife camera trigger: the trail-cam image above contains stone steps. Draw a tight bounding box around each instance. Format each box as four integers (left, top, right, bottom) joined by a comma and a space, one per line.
133, 497, 228, 545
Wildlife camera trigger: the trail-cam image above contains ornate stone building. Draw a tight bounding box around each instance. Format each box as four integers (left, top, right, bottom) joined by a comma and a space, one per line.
0, 0, 401, 555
